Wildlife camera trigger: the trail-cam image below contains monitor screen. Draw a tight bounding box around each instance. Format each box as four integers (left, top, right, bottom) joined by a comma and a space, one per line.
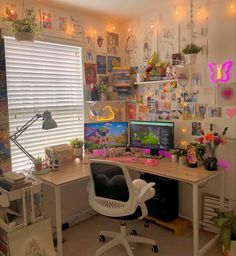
84, 122, 128, 150
129, 120, 174, 151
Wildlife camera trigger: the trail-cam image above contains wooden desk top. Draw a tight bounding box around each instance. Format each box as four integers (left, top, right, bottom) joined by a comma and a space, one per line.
125, 158, 222, 184
35, 162, 90, 186
35, 158, 222, 187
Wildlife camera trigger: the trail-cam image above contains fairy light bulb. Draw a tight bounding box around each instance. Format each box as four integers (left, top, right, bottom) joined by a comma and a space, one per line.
197, 6, 202, 16
175, 5, 179, 15
94, 30, 97, 34
230, 0, 235, 9
10, 9, 14, 14
112, 25, 116, 31
150, 23, 154, 29
182, 128, 187, 133
181, 140, 187, 147
71, 27, 75, 32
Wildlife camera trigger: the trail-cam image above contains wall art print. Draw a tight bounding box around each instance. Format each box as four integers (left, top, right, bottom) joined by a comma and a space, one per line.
96, 55, 106, 74
107, 32, 119, 55
107, 56, 121, 72
84, 63, 97, 85
125, 34, 137, 65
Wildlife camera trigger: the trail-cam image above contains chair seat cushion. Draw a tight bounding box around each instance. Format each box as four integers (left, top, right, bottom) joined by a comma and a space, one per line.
111, 206, 143, 220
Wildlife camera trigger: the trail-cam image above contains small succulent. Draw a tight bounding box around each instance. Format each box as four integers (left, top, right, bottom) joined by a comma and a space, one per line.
69, 138, 84, 148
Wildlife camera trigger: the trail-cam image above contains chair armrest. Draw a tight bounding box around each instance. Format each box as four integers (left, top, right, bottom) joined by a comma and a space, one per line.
137, 182, 155, 203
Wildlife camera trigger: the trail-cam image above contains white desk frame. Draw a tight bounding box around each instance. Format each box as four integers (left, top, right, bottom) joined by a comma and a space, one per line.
35, 159, 224, 256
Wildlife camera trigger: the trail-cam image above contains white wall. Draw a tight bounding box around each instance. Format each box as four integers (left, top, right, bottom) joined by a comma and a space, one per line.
127, 0, 236, 219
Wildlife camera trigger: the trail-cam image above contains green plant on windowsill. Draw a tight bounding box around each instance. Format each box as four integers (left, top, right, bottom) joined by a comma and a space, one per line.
182, 43, 203, 55
211, 208, 236, 256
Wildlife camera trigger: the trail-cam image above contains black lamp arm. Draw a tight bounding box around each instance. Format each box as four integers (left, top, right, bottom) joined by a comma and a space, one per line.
10, 113, 43, 163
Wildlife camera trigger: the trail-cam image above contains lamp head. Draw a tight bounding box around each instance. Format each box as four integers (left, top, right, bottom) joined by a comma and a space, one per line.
42, 110, 57, 130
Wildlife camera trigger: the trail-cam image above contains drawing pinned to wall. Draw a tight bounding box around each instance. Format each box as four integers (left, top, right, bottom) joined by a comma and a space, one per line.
125, 34, 137, 65
217, 83, 236, 106
85, 33, 93, 48
107, 56, 121, 72
194, 104, 207, 119
107, 32, 119, 55
143, 31, 153, 62
40, 11, 52, 30
192, 72, 202, 87
58, 16, 67, 32
70, 16, 84, 40
85, 49, 94, 63
84, 63, 97, 85
159, 26, 178, 62
95, 33, 107, 53
96, 55, 106, 74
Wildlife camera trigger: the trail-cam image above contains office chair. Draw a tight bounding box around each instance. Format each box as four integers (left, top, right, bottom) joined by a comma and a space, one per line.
87, 159, 158, 256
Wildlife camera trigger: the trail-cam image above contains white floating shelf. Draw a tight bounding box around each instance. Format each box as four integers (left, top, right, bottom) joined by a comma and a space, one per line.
134, 79, 178, 85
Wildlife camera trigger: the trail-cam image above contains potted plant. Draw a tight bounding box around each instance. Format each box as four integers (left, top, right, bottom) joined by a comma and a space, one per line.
34, 156, 43, 172
69, 138, 84, 159
1, 8, 40, 41
178, 149, 187, 165
182, 43, 203, 64
211, 208, 236, 256
169, 149, 179, 162
96, 83, 107, 101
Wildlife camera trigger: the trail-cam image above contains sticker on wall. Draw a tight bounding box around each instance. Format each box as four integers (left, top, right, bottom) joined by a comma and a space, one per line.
208, 61, 233, 83
225, 107, 236, 119
217, 83, 236, 106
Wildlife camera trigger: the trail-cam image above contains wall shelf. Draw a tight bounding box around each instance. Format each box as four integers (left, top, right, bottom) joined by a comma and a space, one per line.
134, 79, 178, 85
86, 99, 135, 104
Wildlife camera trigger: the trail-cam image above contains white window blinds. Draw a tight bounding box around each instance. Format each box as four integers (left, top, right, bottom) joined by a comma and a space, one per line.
4, 37, 84, 172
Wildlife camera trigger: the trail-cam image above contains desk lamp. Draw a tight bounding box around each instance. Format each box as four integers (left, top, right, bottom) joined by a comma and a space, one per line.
10, 110, 57, 163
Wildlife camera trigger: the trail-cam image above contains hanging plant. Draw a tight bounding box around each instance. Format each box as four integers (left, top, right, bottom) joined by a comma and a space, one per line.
1, 8, 40, 41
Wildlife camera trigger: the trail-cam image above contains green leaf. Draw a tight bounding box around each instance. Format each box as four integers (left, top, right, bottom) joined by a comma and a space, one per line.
221, 227, 231, 250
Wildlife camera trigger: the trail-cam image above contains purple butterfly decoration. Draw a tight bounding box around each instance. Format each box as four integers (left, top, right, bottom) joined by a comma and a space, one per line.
208, 60, 233, 83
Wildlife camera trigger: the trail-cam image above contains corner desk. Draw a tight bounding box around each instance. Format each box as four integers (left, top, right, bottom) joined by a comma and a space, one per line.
34, 158, 224, 256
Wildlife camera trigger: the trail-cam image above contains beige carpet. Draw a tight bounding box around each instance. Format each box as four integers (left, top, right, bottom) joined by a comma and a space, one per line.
62, 215, 222, 256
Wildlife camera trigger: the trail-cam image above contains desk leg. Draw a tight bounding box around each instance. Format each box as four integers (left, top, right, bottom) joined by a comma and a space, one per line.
193, 183, 199, 256
55, 186, 63, 256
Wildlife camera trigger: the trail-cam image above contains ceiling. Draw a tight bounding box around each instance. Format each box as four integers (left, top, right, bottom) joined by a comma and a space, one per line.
44, 0, 164, 19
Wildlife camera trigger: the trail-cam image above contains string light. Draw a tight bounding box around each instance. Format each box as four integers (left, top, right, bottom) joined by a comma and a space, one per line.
197, 5, 202, 16
181, 128, 187, 133
175, 5, 179, 15
93, 30, 97, 34
112, 25, 116, 31
230, 0, 235, 9
150, 23, 154, 29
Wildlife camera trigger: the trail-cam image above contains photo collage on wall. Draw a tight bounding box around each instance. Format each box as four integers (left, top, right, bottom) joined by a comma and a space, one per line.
135, 80, 223, 136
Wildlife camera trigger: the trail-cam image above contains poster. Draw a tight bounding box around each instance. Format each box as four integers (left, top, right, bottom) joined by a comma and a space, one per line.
107, 56, 121, 72
107, 32, 119, 55
96, 55, 106, 74
70, 16, 84, 40
40, 11, 52, 30
84, 63, 96, 85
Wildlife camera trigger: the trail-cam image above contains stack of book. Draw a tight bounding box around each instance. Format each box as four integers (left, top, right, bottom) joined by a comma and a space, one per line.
0, 172, 31, 191
111, 67, 132, 99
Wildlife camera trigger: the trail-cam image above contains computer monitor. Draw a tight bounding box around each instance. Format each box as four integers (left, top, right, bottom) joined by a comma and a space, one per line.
84, 122, 128, 150
129, 120, 174, 154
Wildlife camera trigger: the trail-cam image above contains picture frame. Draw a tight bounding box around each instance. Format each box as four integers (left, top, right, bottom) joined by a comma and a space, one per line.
8, 218, 55, 256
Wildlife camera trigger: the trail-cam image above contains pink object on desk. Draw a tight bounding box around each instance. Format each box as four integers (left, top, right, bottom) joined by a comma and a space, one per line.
143, 159, 159, 166
93, 149, 107, 157
106, 156, 137, 163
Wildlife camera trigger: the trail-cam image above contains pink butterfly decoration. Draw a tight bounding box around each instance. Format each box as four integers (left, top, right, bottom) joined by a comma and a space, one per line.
208, 61, 233, 83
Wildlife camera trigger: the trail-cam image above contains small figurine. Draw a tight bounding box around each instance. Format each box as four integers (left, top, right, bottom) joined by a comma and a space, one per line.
187, 145, 197, 168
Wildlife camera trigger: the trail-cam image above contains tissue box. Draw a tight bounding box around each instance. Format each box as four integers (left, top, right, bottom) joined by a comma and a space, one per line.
45, 144, 73, 165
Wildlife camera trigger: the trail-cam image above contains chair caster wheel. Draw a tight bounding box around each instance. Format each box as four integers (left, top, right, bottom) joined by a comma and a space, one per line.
99, 235, 105, 242
145, 221, 149, 228
152, 245, 159, 253
131, 230, 137, 235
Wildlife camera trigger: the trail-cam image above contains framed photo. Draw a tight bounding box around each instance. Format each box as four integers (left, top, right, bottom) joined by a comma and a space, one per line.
107, 56, 121, 72
8, 219, 55, 256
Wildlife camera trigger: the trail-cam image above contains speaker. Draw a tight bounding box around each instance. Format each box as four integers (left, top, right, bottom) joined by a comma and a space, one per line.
141, 173, 178, 222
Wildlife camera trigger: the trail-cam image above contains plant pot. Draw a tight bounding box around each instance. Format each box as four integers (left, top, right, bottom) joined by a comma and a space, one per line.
34, 162, 42, 172
73, 147, 83, 158
179, 156, 187, 165
171, 155, 178, 162
222, 240, 236, 256
185, 54, 197, 65
15, 32, 35, 42
204, 156, 218, 171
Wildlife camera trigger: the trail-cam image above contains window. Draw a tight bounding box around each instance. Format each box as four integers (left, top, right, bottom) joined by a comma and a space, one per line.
4, 37, 84, 172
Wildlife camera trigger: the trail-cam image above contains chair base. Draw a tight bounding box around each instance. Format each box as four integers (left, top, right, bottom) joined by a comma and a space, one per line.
96, 223, 158, 256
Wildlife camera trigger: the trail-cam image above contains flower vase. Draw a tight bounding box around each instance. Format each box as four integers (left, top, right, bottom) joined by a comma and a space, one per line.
204, 156, 218, 171
73, 147, 83, 160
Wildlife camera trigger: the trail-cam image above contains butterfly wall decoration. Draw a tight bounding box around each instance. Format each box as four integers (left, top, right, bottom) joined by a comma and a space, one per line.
208, 60, 233, 83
